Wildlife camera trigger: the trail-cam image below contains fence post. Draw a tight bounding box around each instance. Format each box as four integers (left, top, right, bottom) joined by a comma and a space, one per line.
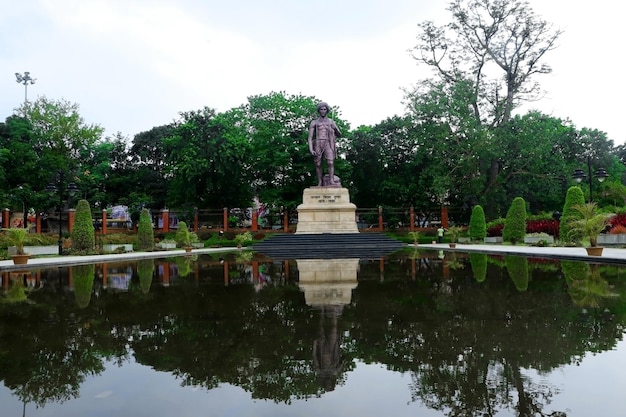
252, 208, 258, 232
101, 209, 108, 235
2, 208, 9, 229
378, 206, 383, 231
410, 206, 415, 232
441, 206, 449, 228
36, 212, 42, 233
223, 207, 228, 232
68, 209, 76, 233
162, 209, 170, 233
193, 207, 199, 231
283, 208, 289, 232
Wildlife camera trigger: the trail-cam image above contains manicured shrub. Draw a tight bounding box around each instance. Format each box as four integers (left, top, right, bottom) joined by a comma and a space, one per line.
71, 199, 95, 252
468, 205, 487, 241
559, 186, 585, 244
174, 221, 198, 247
136, 208, 154, 251
502, 197, 527, 244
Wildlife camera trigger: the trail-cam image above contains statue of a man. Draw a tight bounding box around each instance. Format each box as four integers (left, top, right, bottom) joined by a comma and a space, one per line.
308, 102, 341, 187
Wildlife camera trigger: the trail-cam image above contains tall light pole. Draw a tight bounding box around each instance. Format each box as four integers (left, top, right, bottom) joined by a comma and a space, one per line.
15, 71, 36, 103
572, 156, 609, 202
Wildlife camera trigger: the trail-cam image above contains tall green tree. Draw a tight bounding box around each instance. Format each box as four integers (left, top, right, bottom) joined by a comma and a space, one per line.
406, 0, 562, 216
163, 107, 252, 210
411, 0, 561, 125
129, 124, 175, 208
346, 116, 426, 208
16, 96, 104, 177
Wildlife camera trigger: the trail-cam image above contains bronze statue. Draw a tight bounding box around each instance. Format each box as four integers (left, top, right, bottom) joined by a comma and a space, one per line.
308, 102, 341, 187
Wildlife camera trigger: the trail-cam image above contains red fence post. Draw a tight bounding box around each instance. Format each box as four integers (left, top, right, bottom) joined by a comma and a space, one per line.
410, 206, 415, 232
252, 209, 258, 232
223, 208, 228, 232
101, 210, 108, 235
378, 206, 383, 231
68, 209, 76, 233
441, 206, 449, 228
162, 209, 170, 233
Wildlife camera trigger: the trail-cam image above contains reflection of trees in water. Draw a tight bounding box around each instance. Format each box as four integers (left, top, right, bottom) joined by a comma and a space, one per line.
1, 255, 626, 413
350, 257, 596, 416
562, 261, 618, 308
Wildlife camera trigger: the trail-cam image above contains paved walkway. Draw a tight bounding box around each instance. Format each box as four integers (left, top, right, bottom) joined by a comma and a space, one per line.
3, 243, 626, 271
0, 247, 238, 272
418, 243, 626, 264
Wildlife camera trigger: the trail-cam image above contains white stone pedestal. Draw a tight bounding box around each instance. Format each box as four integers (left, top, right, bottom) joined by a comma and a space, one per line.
296, 187, 358, 234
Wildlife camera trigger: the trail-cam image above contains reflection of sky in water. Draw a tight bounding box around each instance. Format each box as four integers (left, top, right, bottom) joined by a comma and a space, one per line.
3, 341, 626, 416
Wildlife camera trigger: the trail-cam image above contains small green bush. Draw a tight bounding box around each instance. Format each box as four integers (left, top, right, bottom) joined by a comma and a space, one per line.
71, 200, 95, 252
560, 186, 585, 244
136, 208, 154, 251
468, 205, 486, 241
502, 197, 526, 244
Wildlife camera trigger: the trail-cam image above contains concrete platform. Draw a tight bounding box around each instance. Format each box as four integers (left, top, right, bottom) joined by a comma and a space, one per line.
3, 242, 626, 272
417, 243, 626, 264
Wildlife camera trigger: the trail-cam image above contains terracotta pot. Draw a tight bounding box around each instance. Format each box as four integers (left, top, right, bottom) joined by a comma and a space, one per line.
11, 254, 30, 265
448, 243, 457, 248
184, 246, 193, 253
585, 246, 603, 256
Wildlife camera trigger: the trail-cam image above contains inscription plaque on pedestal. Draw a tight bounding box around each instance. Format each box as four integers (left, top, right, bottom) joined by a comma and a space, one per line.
296, 187, 358, 234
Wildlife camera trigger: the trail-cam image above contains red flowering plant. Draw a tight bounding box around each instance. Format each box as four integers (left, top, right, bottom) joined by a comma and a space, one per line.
526, 219, 559, 238
608, 213, 626, 233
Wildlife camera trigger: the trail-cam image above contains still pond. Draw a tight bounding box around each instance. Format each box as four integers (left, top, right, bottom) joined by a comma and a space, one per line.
1, 249, 626, 416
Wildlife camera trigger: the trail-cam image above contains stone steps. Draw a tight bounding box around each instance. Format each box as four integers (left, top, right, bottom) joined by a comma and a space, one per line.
251, 233, 405, 259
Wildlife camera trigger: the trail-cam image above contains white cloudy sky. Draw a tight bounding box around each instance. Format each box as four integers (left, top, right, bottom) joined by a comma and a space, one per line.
1, 0, 623, 144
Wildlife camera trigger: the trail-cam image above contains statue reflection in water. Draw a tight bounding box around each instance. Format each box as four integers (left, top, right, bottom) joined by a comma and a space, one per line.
312, 305, 345, 391
297, 258, 359, 391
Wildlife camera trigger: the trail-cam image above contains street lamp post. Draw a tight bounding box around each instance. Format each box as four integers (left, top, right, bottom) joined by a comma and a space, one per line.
46, 174, 78, 255
572, 156, 609, 202
15, 72, 36, 103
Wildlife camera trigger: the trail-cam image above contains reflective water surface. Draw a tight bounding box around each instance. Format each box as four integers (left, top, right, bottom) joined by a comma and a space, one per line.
1, 249, 626, 416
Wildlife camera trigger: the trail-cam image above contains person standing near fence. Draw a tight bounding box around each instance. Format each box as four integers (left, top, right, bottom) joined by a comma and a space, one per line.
437, 226, 445, 243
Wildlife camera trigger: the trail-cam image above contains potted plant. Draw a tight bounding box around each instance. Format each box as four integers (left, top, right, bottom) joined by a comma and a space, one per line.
3, 228, 34, 264
446, 226, 463, 248
234, 231, 253, 249
408, 231, 420, 246
156, 238, 177, 250
566, 202, 614, 256
175, 221, 198, 253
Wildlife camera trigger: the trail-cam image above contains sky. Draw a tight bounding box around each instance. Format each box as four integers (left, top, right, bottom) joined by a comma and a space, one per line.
1, 0, 623, 144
